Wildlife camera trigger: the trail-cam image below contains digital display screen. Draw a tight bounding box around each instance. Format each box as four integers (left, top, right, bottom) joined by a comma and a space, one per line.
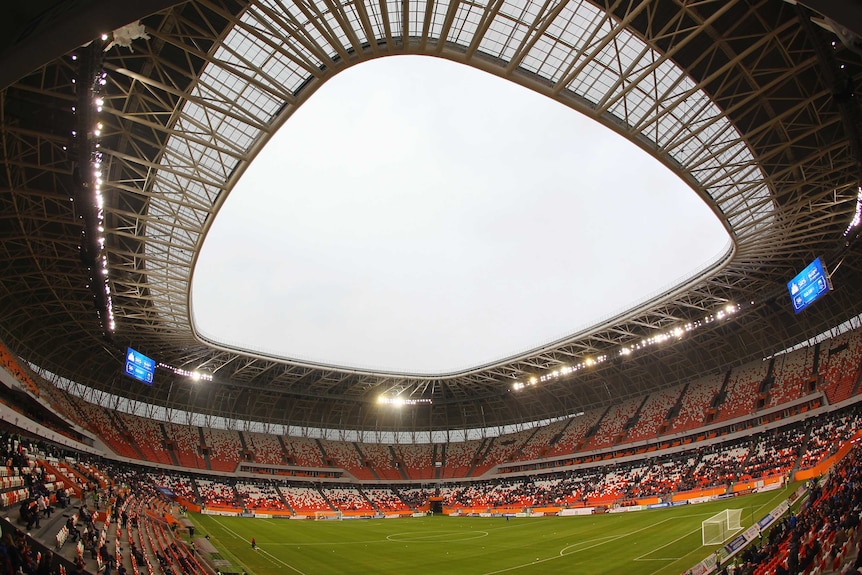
788, 257, 832, 314
125, 347, 155, 385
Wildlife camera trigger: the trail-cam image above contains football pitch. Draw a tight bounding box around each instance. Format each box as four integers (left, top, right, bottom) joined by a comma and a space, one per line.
188, 486, 793, 575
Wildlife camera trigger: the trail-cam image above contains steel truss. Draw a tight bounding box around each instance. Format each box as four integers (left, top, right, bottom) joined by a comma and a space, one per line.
1, 0, 861, 433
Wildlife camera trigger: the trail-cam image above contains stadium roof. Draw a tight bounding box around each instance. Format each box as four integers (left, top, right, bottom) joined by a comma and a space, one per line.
1, 0, 861, 434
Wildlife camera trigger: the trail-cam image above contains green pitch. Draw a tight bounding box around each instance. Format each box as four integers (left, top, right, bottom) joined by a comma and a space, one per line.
188, 486, 792, 575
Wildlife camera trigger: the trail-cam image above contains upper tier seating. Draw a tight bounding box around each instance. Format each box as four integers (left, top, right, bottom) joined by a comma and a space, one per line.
284, 437, 325, 467
716, 359, 768, 422
626, 385, 683, 443
116, 412, 172, 466
358, 442, 401, 480
767, 345, 815, 407
392, 443, 435, 479
818, 328, 862, 404
441, 439, 483, 478
164, 423, 203, 468
320, 439, 368, 478
664, 373, 723, 434
582, 397, 641, 450
244, 431, 285, 465
202, 428, 242, 472
545, 409, 603, 457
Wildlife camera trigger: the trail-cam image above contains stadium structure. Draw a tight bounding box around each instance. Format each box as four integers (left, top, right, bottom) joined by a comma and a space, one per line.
1, 1, 862, 574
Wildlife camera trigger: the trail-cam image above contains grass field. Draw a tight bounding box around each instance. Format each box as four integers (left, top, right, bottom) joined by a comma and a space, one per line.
188, 486, 794, 575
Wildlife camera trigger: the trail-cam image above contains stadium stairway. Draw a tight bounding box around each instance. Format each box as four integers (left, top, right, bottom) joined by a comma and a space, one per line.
159, 423, 181, 467
276, 435, 290, 463
197, 427, 213, 470
108, 410, 146, 461
388, 446, 409, 480
465, 438, 489, 477
275, 489, 296, 515
790, 424, 815, 477
40, 460, 82, 498
317, 486, 338, 512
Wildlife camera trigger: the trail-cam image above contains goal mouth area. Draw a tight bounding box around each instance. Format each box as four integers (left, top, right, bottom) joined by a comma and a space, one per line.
701, 509, 743, 546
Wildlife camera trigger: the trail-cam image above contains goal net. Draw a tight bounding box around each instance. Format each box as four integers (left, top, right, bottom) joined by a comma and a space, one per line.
702, 509, 742, 546
314, 510, 343, 521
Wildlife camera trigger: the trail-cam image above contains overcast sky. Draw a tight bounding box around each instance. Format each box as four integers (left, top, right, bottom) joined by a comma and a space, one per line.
191, 55, 730, 375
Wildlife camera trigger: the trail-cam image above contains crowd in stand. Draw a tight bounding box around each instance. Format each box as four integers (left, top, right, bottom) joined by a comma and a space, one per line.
278, 484, 330, 512
195, 479, 238, 508
710, 444, 862, 575
0, 326, 860, 574
235, 482, 286, 511
321, 486, 373, 512
16, 326, 858, 483
2, 405, 862, 575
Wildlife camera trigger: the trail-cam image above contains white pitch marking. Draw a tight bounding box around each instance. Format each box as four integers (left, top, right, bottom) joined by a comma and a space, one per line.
212, 517, 308, 575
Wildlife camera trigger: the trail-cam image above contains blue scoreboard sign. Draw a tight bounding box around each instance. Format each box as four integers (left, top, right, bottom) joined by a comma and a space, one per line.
125, 347, 155, 385
788, 257, 832, 314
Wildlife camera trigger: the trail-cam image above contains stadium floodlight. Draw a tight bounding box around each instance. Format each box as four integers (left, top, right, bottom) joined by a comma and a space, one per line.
377, 396, 432, 406
845, 186, 861, 237
702, 509, 742, 546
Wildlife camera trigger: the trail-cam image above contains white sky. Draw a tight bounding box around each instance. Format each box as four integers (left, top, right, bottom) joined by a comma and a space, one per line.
191, 55, 730, 375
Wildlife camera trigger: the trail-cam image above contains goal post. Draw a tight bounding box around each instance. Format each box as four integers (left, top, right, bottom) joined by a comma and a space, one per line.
702, 509, 742, 546
314, 510, 343, 520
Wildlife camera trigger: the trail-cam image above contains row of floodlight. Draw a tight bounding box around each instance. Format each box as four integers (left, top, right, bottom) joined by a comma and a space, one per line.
157, 362, 214, 382
377, 396, 433, 406
70, 48, 115, 333
511, 303, 742, 392
845, 186, 862, 238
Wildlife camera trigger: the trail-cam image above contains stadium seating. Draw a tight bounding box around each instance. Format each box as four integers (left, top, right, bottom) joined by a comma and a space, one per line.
363, 488, 410, 512
818, 329, 862, 404
319, 439, 367, 478
278, 484, 331, 513
691, 440, 750, 486
398, 486, 434, 508
665, 373, 723, 434
440, 439, 483, 478
739, 425, 806, 481
516, 418, 571, 461
148, 473, 197, 502
235, 481, 287, 511
196, 478, 239, 509
244, 430, 286, 465
392, 443, 435, 479
201, 428, 242, 471
164, 423, 204, 469
797, 405, 862, 470
116, 413, 173, 466
284, 436, 325, 467
583, 397, 641, 450
321, 486, 374, 513
357, 442, 401, 480
545, 409, 603, 457
70, 398, 138, 459
625, 385, 683, 443
715, 359, 768, 423
767, 346, 815, 408
472, 428, 535, 475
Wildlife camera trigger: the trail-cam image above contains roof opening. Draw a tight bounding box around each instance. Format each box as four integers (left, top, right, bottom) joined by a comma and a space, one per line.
191, 55, 730, 375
